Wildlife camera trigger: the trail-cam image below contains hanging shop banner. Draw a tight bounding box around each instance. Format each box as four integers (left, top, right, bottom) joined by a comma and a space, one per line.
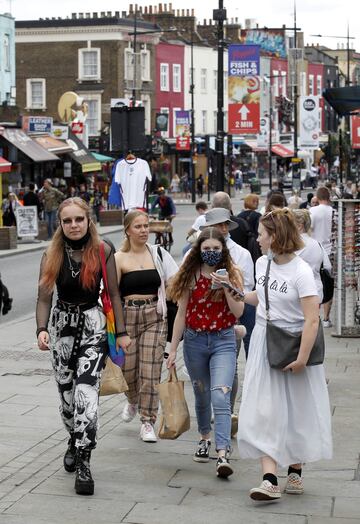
240, 29, 287, 59
22, 116, 53, 134
175, 110, 191, 151
299, 95, 320, 149
16, 206, 39, 238
257, 117, 269, 147
228, 45, 261, 135
351, 115, 360, 149
155, 113, 169, 132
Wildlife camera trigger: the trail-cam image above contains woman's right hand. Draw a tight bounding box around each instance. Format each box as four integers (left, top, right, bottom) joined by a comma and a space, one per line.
37, 331, 49, 351
166, 349, 177, 369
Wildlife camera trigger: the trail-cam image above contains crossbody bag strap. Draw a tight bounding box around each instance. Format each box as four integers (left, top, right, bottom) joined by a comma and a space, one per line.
99, 241, 110, 296
264, 259, 271, 321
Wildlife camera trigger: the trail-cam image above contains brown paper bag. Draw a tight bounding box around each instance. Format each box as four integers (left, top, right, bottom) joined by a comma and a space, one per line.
155, 368, 190, 439
100, 358, 128, 396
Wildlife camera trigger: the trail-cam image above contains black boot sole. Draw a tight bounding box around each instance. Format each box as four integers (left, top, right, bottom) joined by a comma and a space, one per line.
64, 460, 76, 473
75, 479, 94, 496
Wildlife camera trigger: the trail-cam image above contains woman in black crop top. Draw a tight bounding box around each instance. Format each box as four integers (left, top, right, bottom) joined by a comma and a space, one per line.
36, 197, 130, 497
115, 210, 178, 443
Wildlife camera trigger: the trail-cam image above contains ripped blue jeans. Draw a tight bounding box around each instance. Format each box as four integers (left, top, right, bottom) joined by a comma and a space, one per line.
183, 327, 236, 452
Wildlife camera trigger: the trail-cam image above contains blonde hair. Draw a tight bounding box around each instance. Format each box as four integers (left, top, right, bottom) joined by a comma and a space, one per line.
292, 209, 311, 233
121, 210, 149, 252
244, 193, 259, 210
40, 197, 100, 292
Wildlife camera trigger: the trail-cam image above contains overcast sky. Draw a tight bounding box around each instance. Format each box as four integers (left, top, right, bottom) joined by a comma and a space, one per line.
1, 0, 357, 50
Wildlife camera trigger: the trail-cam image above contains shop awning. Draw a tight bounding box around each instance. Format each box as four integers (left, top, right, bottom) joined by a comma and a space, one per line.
32, 134, 73, 154
92, 152, 115, 163
0, 127, 59, 162
271, 144, 294, 157
0, 156, 11, 173
244, 140, 267, 152
66, 133, 102, 173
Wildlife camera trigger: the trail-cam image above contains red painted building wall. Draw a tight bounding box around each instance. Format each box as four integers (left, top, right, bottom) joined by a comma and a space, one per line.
156, 42, 184, 138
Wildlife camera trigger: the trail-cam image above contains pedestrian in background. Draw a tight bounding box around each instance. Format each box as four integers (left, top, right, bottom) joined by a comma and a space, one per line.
167, 227, 244, 478
238, 193, 261, 236
197, 174, 204, 198
92, 185, 103, 223
2, 192, 21, 226
40, 179, 65, 239
23, 183, 41, 218
36, 197, 130, 496
299, 192, 314, 210
115, 210, 178, 443
238, 208, 332, 501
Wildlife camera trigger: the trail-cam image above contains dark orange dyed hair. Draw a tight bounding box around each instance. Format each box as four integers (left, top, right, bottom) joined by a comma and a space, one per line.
40, 197, 101, 292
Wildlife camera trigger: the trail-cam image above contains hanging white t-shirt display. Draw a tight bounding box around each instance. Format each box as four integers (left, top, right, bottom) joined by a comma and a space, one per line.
114, 158, 152, 210
255, 255, 318, 323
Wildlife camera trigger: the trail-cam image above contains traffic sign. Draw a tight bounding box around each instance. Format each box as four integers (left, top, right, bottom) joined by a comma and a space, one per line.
228, 103, 260, 134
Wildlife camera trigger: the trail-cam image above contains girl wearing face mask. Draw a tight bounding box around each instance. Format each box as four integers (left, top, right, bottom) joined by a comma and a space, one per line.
167, 227, 244, 478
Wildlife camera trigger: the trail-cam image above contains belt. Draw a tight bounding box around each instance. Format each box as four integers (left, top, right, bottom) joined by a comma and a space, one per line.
56, 300, 99, 312
124, 297, 158, 307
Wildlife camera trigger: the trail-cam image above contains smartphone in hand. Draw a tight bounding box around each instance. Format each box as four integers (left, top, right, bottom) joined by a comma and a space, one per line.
211, 268, 227, 289
221, 282, 245, 299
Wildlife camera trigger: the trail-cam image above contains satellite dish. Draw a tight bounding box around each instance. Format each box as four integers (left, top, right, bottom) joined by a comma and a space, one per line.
58, 91, 79, 123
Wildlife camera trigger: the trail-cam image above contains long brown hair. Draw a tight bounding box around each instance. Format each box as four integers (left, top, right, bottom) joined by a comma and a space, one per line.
260, 207, 304, 254
40, 197, 101, 292
169, 227, 243, 302
121, 210, 149, 252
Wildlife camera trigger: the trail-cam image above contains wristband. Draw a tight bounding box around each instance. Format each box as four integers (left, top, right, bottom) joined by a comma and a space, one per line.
36, 327, 48, 337
115, 331, 128, 337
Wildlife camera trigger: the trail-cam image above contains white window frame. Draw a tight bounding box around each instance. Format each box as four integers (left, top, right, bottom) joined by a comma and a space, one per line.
200, 68, 207, 93
4, 34, 10, 71
160, 107, 169, 138
201, 110, 207, 134
273, 70, 279, 97
82, 93, 102, 136
78, 48, 101, 81
173, 64, 181, 92
213, 110, 217, 133
224, 111, 228, 133
213, 70, 218, 91
281, 71, 287, 97
316, 75, 322, 96
160, 63, 169, 91
124, 47, 134, 81
300, 72, 307, 95
309, 74, 314, 95
140, 48, 151, 81
26, 78, 46, 110
173, 107, 181, 137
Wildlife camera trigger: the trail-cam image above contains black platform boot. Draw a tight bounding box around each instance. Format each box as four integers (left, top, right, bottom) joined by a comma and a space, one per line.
63, 435, 76, 473
75, 448, 94, 496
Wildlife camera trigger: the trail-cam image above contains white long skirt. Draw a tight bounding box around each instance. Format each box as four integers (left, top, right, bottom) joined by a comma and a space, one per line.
237, 318, 333, 467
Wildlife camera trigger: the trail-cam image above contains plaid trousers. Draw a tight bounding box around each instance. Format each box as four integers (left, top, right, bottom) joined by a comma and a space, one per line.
123, 303, 167, 423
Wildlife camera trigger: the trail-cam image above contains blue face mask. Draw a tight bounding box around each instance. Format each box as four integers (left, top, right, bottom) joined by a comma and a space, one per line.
200, 250, 223, 267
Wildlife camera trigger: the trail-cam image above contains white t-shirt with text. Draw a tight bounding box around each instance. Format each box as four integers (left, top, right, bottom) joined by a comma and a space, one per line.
255, 255, 318, 323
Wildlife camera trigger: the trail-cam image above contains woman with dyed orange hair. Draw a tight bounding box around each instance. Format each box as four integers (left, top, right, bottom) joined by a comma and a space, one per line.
36, 197, 130, 496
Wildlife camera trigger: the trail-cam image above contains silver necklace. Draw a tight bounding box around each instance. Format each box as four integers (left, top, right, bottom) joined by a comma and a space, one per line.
65, 246, 82, 278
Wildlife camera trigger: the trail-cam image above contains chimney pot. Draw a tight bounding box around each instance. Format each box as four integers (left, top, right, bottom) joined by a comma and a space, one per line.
79, 13, 84, 19
71, 13, 76, 19
129, 4, 133, 14
186, 9, 189, 16
85, 13, 90, 19
93, 12, 98, 18
181, 9, 185, 16
159, 3, 163, 13
115, 11, 119, 17
100, 11, 105, 17
191, 8, 194, 16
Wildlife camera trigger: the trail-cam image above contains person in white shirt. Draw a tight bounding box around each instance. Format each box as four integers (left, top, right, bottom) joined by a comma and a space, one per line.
182, 201, 208, 256
309, 187, 333, 327
293, 209, 332, 304
238, 208, 332, 502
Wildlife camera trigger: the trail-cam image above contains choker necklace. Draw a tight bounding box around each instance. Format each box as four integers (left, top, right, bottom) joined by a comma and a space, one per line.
62, 229, 90, 251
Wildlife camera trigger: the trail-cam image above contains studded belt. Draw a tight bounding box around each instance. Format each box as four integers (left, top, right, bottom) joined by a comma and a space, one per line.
124, 297, 158, 307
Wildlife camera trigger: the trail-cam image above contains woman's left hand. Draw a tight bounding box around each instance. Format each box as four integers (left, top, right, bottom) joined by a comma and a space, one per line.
116, 335, 132, 352
282, 359, 306, 374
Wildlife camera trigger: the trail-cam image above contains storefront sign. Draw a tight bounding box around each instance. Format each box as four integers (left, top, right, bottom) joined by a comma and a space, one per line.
299, 95, 320, 149
16, 206, 38, 237
51, 125, 69, 140
351, 115, 360, 149
71, 122, 84, 135
176, 136, 190, 151
22, 116, 53, 134
228, 45, 261, 135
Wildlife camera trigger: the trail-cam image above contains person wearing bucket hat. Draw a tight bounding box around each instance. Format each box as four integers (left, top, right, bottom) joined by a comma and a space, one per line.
199, 208, 239, 231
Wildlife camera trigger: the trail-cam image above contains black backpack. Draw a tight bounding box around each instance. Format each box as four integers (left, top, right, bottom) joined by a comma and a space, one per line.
230, 216, 262, 264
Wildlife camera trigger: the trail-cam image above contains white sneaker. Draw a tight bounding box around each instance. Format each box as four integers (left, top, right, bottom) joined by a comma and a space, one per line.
323, 320, 333, 328
121, 402, 137, 423
140, 422, 157, 443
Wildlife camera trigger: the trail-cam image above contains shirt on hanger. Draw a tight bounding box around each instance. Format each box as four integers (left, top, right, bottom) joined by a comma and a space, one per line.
114, 158, 152, 210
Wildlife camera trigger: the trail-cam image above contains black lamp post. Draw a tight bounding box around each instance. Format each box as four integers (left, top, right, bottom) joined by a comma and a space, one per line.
189, 32, 196, 203
213, 1, 227, 192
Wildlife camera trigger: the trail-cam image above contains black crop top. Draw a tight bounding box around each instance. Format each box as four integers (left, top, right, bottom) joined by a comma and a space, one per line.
120, 269, 161, 297
56, 257, 101, 304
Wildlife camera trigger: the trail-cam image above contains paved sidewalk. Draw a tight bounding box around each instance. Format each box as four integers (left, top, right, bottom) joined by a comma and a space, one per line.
0, 312, 359, 523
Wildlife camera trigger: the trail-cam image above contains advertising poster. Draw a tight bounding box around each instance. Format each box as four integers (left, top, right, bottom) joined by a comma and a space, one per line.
240, 29, 287, 59
351, 115, 360, 149
299, 95, 320, 149
16, 206, 38, 238
175, 110, 191, 150
22, 116, 53, 134
228, 45, 261, 135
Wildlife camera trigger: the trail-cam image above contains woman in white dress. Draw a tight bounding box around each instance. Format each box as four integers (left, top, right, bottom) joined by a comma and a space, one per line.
293, 209, 332, 304
237, 207, 332, 501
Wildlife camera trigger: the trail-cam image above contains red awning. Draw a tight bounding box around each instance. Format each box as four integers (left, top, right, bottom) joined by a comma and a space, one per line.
271, 144, 294, 157
0, 156, 11, 173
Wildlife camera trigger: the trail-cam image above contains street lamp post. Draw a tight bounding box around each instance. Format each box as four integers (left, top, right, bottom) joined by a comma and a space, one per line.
213, 1, 227, 192
310, 29, 355, 183
189, 32, 196, 203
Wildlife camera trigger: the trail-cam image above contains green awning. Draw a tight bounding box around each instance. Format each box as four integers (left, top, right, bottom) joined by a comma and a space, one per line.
92, 152, 115, 163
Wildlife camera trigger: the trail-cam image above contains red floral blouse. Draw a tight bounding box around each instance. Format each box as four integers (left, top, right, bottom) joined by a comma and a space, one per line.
185, 274, 236, 332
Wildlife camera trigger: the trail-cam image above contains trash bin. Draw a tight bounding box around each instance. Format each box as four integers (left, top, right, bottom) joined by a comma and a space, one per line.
250, 177, 261, 195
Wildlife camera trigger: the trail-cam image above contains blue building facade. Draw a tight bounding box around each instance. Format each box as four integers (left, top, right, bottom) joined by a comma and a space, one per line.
0, 13, 15, 105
